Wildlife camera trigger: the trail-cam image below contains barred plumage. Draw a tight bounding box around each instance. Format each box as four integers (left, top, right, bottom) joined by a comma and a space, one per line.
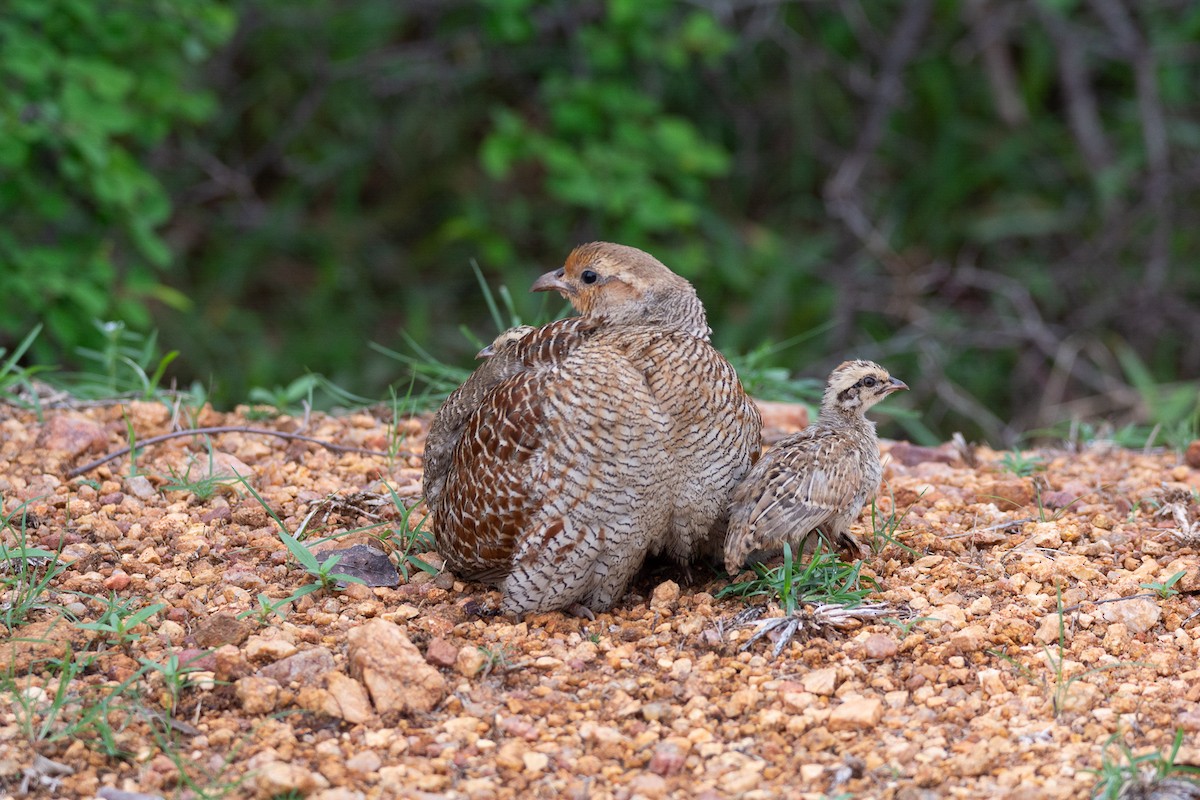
723, 360, 907, 575
424, 242, 762, 615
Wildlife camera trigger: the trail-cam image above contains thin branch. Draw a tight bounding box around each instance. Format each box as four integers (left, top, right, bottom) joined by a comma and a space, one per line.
966, 0, 1028, 127
1089, 0, 1172, 294
1035, 5, 1114, 171
824, 0, 934, 253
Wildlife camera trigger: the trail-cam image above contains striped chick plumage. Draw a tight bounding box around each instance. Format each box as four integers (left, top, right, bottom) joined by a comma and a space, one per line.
723, 360, 907, 575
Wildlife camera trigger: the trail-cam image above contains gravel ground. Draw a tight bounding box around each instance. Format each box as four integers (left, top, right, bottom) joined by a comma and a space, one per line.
2, 400, 1200, 800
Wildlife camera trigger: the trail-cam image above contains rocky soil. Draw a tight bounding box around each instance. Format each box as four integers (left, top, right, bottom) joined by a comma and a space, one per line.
2, 400, 1200, 799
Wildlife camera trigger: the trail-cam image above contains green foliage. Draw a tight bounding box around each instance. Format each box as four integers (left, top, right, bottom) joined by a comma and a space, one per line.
479, 0, 734, 242
0, 495, 65, 630
160, 443, 240, 501
235, 475, 366, 594
991, 589, 1146, 718
870, 487, 923, 555
6, 2, 1200, 445
71, 320, 180, 401
74, 594, 166, 648
381, 484, 436, 582
1000, 450, 1047, 478
0, 0, 234, 361
1089, 729, 1200, 800
1140, 571, 1186, 600
717, 544, 878, 616
8, 644, 142, 756
139, 651, 207, 717
0, 325, 52, 412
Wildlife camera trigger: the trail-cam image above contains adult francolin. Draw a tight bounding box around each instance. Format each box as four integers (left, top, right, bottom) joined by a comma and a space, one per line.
424, 242, 762, 616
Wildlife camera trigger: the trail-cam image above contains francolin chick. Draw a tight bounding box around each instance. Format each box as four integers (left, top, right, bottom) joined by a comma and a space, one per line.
425, 242, 762, 616
724, 360, 907, 575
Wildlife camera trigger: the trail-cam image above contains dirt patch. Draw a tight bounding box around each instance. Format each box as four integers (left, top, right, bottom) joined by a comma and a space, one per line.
2, 401, 1199, 798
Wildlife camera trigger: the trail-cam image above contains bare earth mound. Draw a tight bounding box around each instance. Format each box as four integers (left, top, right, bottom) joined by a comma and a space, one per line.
2, 401, 1199, 799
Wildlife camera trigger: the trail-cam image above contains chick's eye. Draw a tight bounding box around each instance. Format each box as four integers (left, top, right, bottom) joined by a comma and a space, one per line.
581, 269, 599, 284
862, 376, 877, 388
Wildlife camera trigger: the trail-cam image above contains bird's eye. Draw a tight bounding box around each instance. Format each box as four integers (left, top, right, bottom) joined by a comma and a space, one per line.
862, 376, 878, 388
581, 269, 599, 284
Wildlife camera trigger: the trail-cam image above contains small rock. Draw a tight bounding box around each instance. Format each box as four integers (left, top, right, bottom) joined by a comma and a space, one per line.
651, 580, 680, 607
1059, 680, 1102, 714
236, 676, 281, 714
949, 625, 989, 653
523, 752, 549, 775
828, 698, 883, 731
213, 645, 252, 681
174, 451, 253, 483
97, 789, 164, 800
648, 741, 688, 777
103, 569, 131, 591
253, 762, 329, 799
125, 475, 157, 500
801, 667, 838, 696
640, 702, 672, 722
977, 479, 1033, 509
799, 764, 825, 782
1186, 440, 1200, 469
978, 668, 1006, 697
313, 790, 365, 800
888, 442, 957, 467
966, 595, 992, 617
314, 544, 399, 588
1041, 481, 1092, 510
424, 637, 458, 668
176, 648, 215, 672
627, 772, 668, 798
325, 671, 373, 724
1035, 614, 1062, 645
1178, 708, 1200, 732
245, 636, 298, 664
37, 414, 108, 457
347, 618, 446, 714
720, 764, 765, 794
258, 647, 335, 686
494, 740, 527, 771
200, 506, 231, 524
1098, 597, 1162, 635
456, 645, 487, 678
345, 751, 382, 775
193, 612, 253, 648
231, 500, 269, 527
862, 633, 898, 659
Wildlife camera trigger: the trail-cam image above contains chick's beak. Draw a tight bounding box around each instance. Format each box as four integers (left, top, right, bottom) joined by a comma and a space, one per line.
531, 268, 572, 296
887, 377, 909, 393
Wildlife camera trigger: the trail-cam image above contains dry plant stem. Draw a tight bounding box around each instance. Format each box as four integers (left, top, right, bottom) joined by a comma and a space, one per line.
66, 426, 397, 478
823, 0, 932, 263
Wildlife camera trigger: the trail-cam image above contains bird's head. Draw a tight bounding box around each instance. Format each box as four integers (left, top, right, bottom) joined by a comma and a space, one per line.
822, 360, 908, 417
531, 242, 708, 336
476, 325, 535, 359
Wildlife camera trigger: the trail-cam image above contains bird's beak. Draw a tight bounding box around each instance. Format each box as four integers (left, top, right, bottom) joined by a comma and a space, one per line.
532, 268, 573, 297
531, 268, 571, 295
476, 344, 496, 359
887, 377, 909, 393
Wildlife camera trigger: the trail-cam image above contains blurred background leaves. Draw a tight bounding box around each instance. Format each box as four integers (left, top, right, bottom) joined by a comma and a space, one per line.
2, 0, 1198, 446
